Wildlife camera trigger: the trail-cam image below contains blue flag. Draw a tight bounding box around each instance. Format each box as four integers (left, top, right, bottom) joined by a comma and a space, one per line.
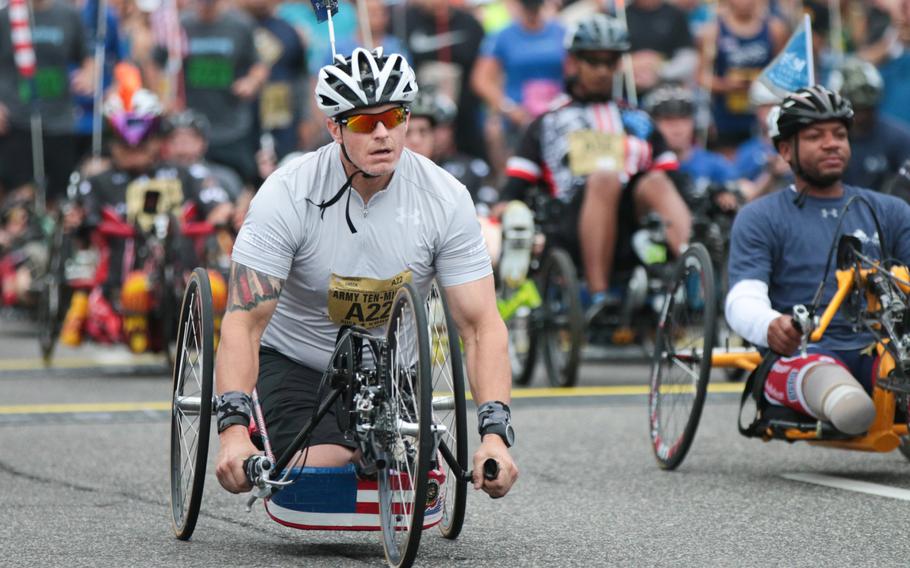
309, 0, 339, 23
757, 14, 815, 98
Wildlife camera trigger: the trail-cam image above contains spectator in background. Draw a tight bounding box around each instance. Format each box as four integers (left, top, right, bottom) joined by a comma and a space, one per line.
161, 0, 269, 184
626, 0, 697, 93
240, 0, 307, 160
700, 0, 786, 153
405, 0, 486, 159
472, 0, 564, 174
471, 0, 564, 128
875, 0, 910, 128
830, 56, 910, 192
0, 0, 94, 203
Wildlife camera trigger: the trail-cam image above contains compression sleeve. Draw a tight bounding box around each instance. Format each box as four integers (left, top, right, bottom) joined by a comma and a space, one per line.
435, 186, 494, 287
725, 279, 779, 348
231, 174, 303, 279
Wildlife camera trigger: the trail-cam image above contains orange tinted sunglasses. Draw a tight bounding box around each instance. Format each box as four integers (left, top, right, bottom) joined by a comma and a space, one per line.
337, 106, 409, 134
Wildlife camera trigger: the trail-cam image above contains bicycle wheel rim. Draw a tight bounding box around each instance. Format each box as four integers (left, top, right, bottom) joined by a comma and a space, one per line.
426, 281, 468, 539
380, 284, 432, 568
170, 268, 214, 539
649, 245, 715, 470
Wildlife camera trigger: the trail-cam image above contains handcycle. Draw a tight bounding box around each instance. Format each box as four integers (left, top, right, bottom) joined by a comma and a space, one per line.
649, 200, 910, 470
36, 178, 226, 365
170, 275, 496, 568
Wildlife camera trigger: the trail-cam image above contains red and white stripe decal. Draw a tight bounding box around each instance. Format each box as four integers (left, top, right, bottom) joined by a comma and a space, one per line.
505, 156, 541, 182
9, 0, 35, 78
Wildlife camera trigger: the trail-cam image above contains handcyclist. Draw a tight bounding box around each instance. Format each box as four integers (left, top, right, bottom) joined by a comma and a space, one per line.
214, 47, 518, 499
61, 88, 231, 344
499, 14, 691, 320
726, 85, 910, 436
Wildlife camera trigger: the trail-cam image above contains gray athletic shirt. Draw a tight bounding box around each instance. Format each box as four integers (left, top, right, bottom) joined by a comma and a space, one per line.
232, 143, 492, 370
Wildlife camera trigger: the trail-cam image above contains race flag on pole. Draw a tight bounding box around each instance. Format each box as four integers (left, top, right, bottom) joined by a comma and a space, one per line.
9, 0, 36, 79
756, 13, 815, 99
310, 0, 339, 23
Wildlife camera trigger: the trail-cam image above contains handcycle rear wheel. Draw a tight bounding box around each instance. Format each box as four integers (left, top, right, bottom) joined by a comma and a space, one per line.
380, 283, 433, 568
170, 267, 215, 540
426, 280, 468, 539
540, 248, 583, 387
649, 243, 716, 470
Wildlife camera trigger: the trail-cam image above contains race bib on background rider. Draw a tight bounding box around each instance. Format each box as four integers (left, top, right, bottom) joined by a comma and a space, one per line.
567, 130, 626, 177
327, 271, 413, 329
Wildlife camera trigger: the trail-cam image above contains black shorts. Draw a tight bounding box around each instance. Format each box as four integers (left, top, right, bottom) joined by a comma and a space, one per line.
544, 174, 643, 276
256, 346, 357, 459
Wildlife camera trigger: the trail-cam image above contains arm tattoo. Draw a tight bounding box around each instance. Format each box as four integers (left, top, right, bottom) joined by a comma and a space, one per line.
226, 263, 285, 313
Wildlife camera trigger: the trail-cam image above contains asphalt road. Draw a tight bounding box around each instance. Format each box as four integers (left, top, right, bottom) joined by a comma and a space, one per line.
3, 316, 910, 567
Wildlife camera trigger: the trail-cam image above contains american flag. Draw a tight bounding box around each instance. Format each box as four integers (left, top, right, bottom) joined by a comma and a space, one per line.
265, 465, 445, 531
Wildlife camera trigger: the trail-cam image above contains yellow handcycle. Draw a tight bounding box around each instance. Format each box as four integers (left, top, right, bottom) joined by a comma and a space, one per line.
649, 227, 910, 470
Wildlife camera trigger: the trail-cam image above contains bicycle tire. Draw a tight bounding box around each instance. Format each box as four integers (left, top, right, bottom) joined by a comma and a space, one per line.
426, 281, 468, 540
649, 244, 716, 470
380, 283, 433, 568
38, 223, 66, 365
540, 248, 583, 387
170, 267, 215, 540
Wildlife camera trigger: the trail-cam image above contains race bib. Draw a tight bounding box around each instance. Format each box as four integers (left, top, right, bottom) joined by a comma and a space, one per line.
260, 82, 293, 130
327, 271, 413, 329
725, 68, 761, 114
567, 130, 626, 177
125, 178, 184, 233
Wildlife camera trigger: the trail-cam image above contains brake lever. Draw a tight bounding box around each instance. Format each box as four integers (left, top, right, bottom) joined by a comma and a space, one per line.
791, 304, 814, 359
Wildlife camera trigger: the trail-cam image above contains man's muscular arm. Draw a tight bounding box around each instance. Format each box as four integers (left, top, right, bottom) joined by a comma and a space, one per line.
214, 262, 284, 493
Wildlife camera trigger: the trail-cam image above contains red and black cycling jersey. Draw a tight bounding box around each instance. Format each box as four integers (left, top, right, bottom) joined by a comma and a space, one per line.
502, 95, 679, 203
77, 163, 228, 226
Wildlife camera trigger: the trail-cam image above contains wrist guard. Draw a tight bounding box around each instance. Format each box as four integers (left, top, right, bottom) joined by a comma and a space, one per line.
216, 391, 252, 434
477, 401, 515, 447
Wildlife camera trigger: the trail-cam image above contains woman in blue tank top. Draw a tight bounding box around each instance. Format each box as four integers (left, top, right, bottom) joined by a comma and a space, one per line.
703, 0, 787, 152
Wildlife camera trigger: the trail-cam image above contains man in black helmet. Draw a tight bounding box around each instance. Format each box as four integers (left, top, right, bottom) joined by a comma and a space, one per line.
500, 14, 690, 319
726, 84, 910, 436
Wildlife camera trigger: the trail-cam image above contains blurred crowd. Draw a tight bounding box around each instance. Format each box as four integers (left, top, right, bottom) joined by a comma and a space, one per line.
4, 0, 910, 246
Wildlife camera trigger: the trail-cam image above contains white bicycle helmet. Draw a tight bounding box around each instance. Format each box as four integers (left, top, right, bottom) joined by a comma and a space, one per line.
315, 47, 418, 117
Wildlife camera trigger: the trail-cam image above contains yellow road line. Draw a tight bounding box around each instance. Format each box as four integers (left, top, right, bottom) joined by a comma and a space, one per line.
0, 354, 165, 372
0, 382, 744, 415
0, 401, 172, 414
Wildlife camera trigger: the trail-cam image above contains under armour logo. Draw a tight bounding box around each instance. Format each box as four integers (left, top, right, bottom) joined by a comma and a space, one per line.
395, 207, 421, 226
821, 208, 838, 218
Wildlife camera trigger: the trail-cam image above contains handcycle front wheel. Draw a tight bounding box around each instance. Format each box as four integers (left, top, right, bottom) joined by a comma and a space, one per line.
426, 280, 468, 540
649, 243, 716, 471
540, 248, 583, 387
380, 283, 433, 568
169, 267, 215, 540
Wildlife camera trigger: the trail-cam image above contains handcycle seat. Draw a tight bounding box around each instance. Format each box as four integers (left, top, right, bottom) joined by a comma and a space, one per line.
264, 464, 446, 532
